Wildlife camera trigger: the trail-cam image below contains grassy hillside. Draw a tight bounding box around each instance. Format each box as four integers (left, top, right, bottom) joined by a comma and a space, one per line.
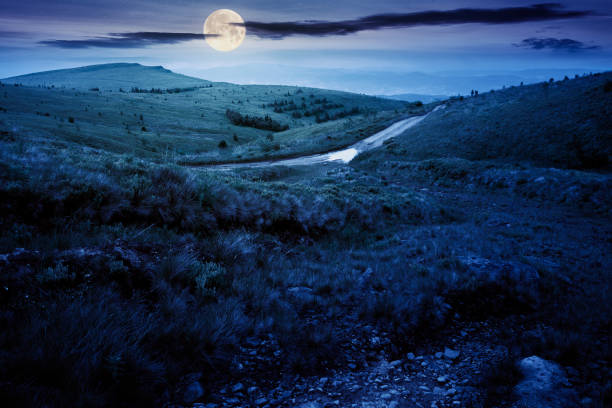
2, 63, 211, 91
0, 68, 610, 407
0, 64, 417, 163
360, 72, 612, 170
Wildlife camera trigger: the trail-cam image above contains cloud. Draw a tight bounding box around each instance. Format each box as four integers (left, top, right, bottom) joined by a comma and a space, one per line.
39, 32, 212, 49
514, 37, 601, 52
38, 3, 593, 48
239, 3, 592, 39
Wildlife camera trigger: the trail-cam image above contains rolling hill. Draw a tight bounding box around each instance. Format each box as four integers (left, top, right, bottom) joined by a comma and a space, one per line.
0, 63, 417, 163
2, 63, 211, 91
359, 72, 612, 170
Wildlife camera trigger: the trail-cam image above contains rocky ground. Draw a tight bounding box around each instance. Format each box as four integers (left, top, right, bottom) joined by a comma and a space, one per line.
181, 317, 606, 408
165, 165, 611, 408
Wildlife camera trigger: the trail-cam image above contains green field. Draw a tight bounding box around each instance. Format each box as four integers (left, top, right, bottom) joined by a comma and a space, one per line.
1, 63, 419, 164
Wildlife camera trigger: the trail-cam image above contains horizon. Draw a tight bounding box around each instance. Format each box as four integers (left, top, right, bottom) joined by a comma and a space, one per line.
3, 61, 609, 96
1, 1, 611, 94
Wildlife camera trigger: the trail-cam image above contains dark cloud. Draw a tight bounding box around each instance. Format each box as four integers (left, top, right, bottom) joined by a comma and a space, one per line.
239, 3, 592, 39
514, 37, 600, 51
39, 32, 211, 49
38, 3, 594, 48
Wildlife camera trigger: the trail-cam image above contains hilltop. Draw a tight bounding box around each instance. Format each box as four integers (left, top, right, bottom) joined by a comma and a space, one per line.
2, 63, 211, 91
0, 63, 414, 163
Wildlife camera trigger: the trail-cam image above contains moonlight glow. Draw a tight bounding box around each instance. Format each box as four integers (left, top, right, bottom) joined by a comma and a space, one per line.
204, 9, 246, 52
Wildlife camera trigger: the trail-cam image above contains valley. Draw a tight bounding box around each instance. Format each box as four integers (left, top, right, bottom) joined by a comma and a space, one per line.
0, 65, 610, 408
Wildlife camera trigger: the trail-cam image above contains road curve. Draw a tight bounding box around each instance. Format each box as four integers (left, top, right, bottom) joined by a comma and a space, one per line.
205, 105, 444, 170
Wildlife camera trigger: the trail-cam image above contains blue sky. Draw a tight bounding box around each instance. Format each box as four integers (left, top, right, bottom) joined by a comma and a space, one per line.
1, 1, 610, 94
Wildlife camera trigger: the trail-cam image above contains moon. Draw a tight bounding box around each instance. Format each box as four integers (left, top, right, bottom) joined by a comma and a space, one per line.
204, 9, 246, 52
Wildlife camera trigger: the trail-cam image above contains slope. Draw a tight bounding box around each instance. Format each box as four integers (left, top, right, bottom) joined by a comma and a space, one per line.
2, 63, 211, 91
0, 63, 415, 163
359, 72, 612, 170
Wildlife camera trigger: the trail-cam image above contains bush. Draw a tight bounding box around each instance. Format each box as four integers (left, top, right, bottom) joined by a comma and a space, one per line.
218, 140, 228, 148
225, 109, 289, 132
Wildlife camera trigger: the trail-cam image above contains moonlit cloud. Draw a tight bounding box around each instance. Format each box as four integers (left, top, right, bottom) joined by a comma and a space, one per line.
39, 32, 214, 49
239, 4, 593, 39
514, 37, 601, 52
38, 4, 594, 49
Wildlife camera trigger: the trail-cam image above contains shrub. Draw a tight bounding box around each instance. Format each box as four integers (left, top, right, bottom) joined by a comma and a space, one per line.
193, 262, 228, 298
218, 140, 228, 148
225, 109, 289, 132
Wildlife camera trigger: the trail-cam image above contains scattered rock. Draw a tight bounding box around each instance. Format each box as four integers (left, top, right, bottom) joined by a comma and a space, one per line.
183, 381, 204, 403
298, 403, 321, 408
231, 382, 244, 393
513, 356, 578, 408
444, 348, 460, 360
433, 387, 445, 395
390, 360, 402, 367
287, 286, 315, 303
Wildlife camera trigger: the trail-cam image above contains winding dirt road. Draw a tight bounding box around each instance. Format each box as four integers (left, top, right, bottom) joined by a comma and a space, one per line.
206, 105, 444, 169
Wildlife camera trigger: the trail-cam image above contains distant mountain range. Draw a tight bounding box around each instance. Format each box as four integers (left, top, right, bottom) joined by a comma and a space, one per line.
4, 62, 601, 99
376, 93, 448, 103
192, 64, 599, 96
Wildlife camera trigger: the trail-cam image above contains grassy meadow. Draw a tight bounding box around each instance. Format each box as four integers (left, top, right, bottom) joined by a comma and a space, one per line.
0, 66, 610, 407
1, 64, 417, 164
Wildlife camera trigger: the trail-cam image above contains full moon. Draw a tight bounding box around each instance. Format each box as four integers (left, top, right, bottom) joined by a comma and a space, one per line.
204, 9, 246, 52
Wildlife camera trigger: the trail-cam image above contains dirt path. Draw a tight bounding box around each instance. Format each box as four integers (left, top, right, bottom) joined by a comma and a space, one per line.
200, 106, 445, 170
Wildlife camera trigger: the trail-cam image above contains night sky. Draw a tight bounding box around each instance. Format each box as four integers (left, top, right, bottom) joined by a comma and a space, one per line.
1, 1, 610, 93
